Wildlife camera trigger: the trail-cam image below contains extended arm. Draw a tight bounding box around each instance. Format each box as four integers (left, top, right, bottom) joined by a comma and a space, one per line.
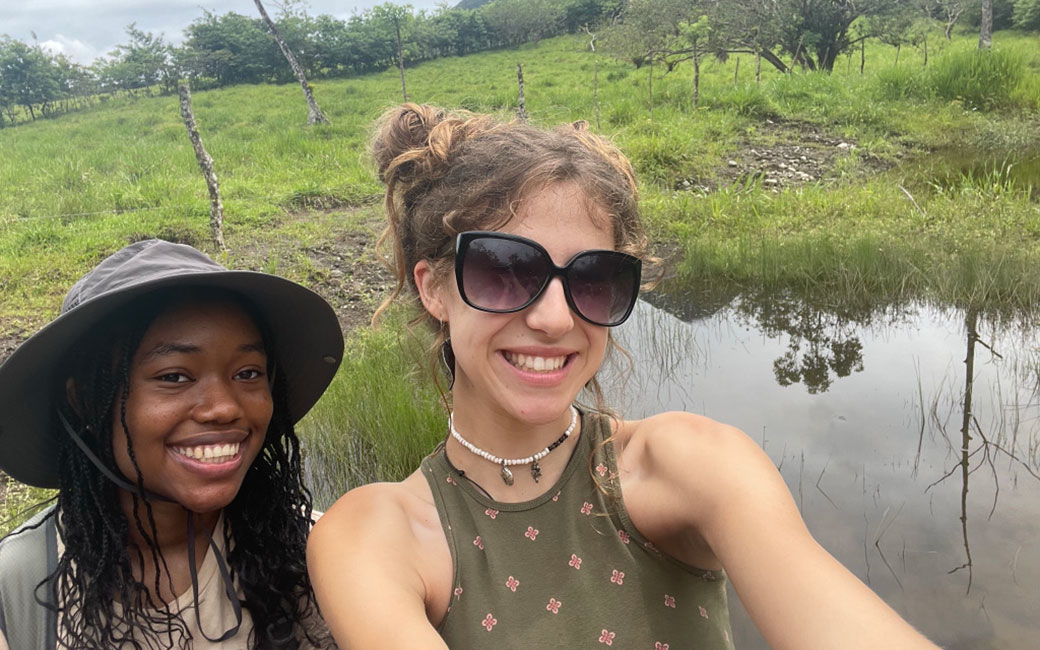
624, 413, 939, 650
307, 483, 449, 650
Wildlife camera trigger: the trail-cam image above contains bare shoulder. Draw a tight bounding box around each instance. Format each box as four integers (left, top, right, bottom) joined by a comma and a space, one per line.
615, 411, 784, 542
618, 410, 764, 477
310, 471, 439, 559
308, 471, 451, 649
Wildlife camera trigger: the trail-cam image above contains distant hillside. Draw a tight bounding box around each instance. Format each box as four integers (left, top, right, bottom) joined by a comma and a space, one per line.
455, 0, 492, 8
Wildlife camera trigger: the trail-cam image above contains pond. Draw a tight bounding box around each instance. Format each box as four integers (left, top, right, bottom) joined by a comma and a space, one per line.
902, 147, 1040, 201
605, 290, 1040, 650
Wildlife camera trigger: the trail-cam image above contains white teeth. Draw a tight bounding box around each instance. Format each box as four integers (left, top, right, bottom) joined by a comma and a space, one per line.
505, 352, 566, 373
173, 442, 241, 464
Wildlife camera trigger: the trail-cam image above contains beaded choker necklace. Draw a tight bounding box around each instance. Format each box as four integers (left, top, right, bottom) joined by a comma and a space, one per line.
448, 406, 579, 485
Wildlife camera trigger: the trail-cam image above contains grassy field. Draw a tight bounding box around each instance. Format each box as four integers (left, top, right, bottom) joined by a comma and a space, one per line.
1, 27, 1039, 530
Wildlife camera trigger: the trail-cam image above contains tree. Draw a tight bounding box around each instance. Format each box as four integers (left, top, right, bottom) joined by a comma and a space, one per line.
1012, 0, 1040, 29
482, 0, 566, 46
94, 24, 175, 95
0, 38, 63, 120
711, 0, 909, 73
980, 0, 993, 48
253, 0, 329, 124
181, 12, 280, 86
932, 0, 968, 39
370, 4, 415, 102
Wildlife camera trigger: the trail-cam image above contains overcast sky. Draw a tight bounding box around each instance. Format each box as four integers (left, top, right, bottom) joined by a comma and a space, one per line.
2, 0, 445, 64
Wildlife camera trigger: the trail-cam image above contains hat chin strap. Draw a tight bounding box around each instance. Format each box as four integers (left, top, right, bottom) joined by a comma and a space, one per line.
58, 411, 243, 642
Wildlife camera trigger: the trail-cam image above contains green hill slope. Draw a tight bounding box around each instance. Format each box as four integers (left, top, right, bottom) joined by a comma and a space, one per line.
1, 31, 1039, 333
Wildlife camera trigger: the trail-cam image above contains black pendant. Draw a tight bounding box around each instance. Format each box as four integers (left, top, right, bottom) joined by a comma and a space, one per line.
500, 463, 515, 486
531, 460, 542, 483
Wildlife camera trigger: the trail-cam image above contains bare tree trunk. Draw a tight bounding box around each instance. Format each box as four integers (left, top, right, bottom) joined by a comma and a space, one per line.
516, 63, 527, 122
593, 59, 600, 132
979, 0, 993, 49
945, 10, 960, 40
582, 24, 596, 52
923, 33, 928, 67
895, 43, 901, 66
395, 15, 408, 102
733, 56, 740, 86
756, 50, 762, 85
860, 39, 866, 74
693, 53, 701, 110
253, 0, 329, 125
648, 55, 654, 120
178, 83, 227, 252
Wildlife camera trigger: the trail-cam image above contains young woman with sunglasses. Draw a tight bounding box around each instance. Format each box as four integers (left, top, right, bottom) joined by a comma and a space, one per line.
308, 104, 939, 650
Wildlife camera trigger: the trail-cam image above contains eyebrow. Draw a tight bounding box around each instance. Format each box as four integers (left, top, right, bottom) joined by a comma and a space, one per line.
141, 341, 266, 362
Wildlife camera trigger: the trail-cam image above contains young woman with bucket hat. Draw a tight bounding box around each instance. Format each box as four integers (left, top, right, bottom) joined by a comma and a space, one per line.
0, 239, 343, 649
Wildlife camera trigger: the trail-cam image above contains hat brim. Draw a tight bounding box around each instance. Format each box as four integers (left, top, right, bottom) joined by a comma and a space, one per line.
0, 271, 344, 488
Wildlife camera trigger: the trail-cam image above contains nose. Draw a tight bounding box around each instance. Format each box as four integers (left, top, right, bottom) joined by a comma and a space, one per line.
524, 277, 575, 337
192, 377, 245, 424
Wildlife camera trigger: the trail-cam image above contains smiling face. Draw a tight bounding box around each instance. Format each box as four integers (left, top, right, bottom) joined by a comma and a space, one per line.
416, 182, 614, 427
112, 298, 273, 514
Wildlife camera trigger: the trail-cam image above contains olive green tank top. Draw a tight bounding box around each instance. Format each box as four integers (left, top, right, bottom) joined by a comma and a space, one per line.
421, 410, 735, 649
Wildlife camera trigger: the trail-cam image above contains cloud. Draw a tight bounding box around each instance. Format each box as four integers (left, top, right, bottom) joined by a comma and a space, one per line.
2, 0, 443, 64
39, 35, 101, 64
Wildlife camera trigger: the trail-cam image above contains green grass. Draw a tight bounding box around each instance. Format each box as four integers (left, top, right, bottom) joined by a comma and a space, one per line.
0, 479, 55, 537
2, 28, 1040, 528
298, 309, 444, 508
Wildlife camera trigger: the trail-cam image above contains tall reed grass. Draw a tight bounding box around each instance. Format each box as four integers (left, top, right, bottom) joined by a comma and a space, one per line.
298, 309, 444, 508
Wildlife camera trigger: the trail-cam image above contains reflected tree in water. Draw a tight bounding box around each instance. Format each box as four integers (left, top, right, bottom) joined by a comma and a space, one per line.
741, 291, 865, 394
925, 307, 1040, 594
644, 284, 869, 393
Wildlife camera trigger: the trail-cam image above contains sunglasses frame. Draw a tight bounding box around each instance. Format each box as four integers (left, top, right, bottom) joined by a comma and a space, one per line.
454, 231, 641, 327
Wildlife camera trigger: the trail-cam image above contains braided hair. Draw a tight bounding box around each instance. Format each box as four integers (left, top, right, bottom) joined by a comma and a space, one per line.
45, 287, 319, 649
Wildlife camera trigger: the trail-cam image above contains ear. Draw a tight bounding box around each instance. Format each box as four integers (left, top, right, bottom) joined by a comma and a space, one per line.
414, 259, 449, 323
65, 377, 83, 416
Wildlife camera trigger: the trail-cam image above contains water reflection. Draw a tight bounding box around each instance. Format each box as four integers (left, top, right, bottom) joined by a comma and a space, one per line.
644, 288, 871, 394
609, 290, 1040, 650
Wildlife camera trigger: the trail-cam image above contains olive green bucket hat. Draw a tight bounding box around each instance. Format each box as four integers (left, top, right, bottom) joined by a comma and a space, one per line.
0, 239, 344, 488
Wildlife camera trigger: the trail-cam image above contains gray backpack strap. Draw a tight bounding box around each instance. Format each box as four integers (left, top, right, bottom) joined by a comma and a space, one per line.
0, 505, 59, 649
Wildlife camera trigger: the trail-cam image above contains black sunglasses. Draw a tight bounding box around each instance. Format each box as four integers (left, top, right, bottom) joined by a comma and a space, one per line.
454, 231, 641, 327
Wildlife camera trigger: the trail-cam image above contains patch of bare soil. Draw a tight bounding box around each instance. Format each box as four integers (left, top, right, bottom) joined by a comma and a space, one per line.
704, 119, 894, 191
229, 213, 394, 334
300, 230, 395, 333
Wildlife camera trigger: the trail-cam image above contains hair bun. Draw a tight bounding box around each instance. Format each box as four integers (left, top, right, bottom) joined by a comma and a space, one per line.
372, 103, 448, 182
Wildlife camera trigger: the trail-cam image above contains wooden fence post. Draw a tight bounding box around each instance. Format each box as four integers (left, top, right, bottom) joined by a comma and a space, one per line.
253, 0, 329, 125
516, 63, 528, 122
594, 59, 600, 132
178, 83, 227, 253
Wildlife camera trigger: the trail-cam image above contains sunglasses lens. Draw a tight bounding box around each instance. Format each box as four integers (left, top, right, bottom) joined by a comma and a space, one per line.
569, 253, 640, 326
461, 237, 550, 311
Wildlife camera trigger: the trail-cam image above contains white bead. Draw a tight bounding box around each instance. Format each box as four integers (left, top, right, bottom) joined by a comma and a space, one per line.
449, 406, 578, 481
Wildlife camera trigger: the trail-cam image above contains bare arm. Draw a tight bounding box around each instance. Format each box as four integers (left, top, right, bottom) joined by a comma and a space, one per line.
307, 483, 449, 650
625, 412, 939, 650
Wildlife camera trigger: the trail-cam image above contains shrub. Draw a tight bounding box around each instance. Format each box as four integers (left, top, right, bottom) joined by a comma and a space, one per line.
926, 48, 1025, 110
707, 85, 779, 119
1013, 0, 1040, 30
874, 66, 929, 101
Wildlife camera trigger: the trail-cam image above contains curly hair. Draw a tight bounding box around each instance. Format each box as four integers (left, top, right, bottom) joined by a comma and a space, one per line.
371, 103, 651, 403
42, 287, 319, 649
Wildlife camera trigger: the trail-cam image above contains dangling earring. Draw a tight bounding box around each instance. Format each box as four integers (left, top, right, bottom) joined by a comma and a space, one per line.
441, 337, 456, 390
